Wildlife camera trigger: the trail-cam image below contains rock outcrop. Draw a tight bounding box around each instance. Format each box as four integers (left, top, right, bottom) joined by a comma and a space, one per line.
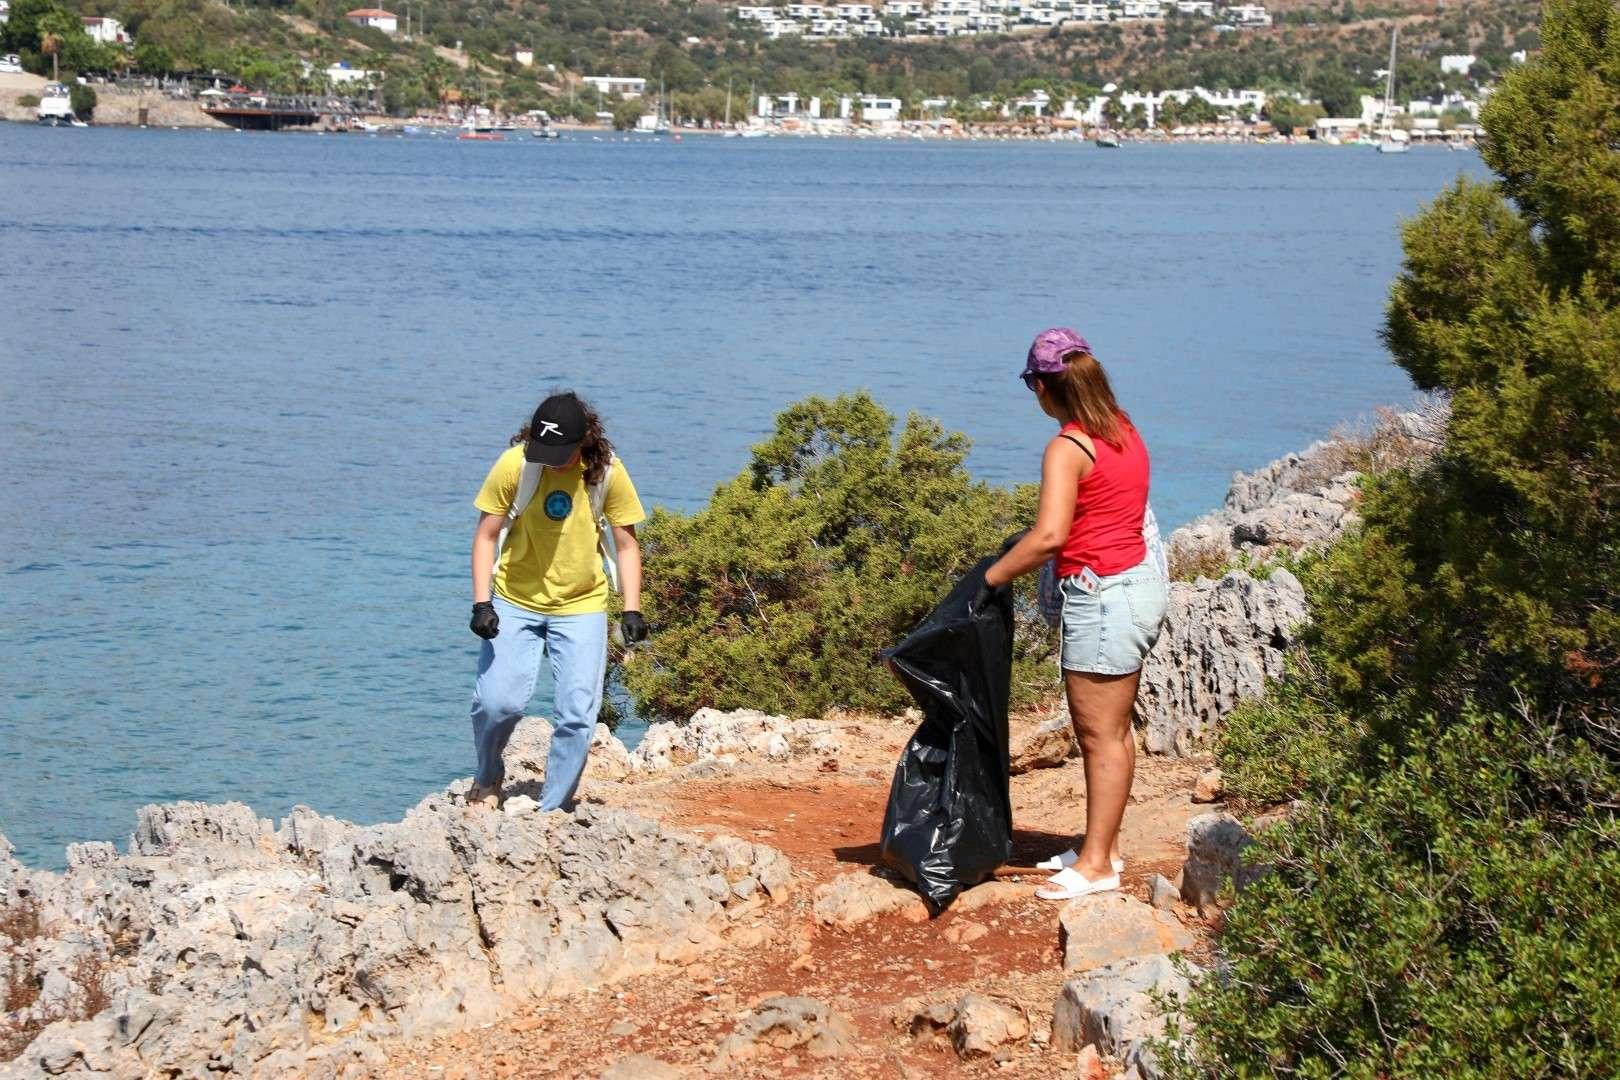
1, 795, 791, 1078
629, 709, 842, 774
1137, 569, 1309, 756
1053, 954, 1199, 1080
709, 996, 854, 1067
1180, 812, 1270, 910
1058, 894, 1195, 973
1009, 710, 1078, 774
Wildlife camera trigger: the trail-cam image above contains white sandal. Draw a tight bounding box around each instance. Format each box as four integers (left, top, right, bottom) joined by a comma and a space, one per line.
1036, 849, 1125, 874
1035, 867, 1121, 901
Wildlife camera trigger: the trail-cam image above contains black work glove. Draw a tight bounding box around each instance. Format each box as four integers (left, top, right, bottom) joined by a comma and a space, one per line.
470, 601, 500, 640
620, 610, 649, 645
972, 579, 1010, 613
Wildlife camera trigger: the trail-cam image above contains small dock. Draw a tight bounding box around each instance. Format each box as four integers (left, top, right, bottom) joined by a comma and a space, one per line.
201, 92, 361, 130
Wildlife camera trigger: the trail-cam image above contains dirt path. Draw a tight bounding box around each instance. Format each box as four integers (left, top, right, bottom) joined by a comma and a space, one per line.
387, 714, 1212, 1079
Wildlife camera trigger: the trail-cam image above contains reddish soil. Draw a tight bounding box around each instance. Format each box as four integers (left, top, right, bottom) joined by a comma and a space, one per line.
386, 713, 1215, 1080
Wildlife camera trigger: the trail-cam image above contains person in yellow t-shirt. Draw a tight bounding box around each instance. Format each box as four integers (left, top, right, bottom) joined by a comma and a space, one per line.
465, 392, 648, 811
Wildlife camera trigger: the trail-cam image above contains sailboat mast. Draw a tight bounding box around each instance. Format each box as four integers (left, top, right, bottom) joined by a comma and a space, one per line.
1383, 27, 1398, 125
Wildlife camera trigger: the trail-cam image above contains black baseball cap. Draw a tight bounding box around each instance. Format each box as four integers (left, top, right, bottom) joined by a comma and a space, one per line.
524, 393, 588, 467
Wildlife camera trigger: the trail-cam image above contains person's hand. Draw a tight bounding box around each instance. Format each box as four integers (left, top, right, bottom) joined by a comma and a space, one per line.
972, 578, 1010, 613
621, 610, 649, 645
470, 601, 500, 640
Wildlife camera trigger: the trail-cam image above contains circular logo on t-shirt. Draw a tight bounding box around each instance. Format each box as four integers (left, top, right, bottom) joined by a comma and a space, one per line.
543, 490, 573, 521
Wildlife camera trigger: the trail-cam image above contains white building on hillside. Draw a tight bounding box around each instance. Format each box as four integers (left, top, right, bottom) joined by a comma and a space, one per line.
583, 75, 647, 97
1223, 3, 1270, 26
325, 62, 379, 85
1440, 54, 1476, 74
345, 7, 398, 33
81, 16, 130, 44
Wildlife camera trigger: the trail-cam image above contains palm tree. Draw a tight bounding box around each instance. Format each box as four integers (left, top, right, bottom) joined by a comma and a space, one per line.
41, 32, 62, 82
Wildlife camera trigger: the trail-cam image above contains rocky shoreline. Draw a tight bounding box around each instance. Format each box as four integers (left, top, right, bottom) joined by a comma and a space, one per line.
1, 417, 1424, 1078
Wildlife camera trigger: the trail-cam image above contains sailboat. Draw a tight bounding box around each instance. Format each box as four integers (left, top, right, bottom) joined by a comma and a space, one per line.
1377, 27, 1410, 154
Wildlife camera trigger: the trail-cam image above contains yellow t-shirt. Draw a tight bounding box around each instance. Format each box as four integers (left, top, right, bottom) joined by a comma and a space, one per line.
474, 446, 647, 616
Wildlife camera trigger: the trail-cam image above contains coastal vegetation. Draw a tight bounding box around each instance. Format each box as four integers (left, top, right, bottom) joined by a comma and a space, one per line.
2, 0, 1539, 121
1167, 0, 1620, 1071
622, 392, 1054, 719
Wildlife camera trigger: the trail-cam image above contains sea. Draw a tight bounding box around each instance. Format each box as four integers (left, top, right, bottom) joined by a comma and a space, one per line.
0, 125, 1489, 867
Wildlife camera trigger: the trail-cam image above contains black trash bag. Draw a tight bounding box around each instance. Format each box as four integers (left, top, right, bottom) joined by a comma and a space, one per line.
877, 555, 1015, 914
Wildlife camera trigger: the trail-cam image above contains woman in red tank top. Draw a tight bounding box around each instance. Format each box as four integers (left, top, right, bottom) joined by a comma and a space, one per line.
983, 328, 1167, 901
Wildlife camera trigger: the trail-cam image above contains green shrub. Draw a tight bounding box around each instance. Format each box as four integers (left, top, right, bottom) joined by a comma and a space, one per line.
623, 392, 1053, 719
69, 83, 94, 118
1170, 708, 1620, 1079
1169, 0, 1620, 1072
16, 94, 40, 108
1216, 651, 1356, 809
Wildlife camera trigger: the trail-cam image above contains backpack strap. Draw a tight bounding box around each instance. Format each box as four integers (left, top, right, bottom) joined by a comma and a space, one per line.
592, 454, 622, 594
493, 459, 543, 573
1059, 432, 1096, 462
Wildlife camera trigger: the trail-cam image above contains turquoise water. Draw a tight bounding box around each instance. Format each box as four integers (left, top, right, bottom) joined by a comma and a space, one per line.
0, 126, 1486, 867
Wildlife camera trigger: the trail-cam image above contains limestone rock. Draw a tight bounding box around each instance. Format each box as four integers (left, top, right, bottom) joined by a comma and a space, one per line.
129, 800, 272, 858
907, 999, 957, 1045
710, 996, 854, 1067
4, 794, 792, 1078
1136, 570, 1308, 756
1147, 874, 1181, 911
602, 1054, 685, 1079
1010, 711, 1077, 774
1059, 893, 1195, 972
1076, 1043, 1110, 1080
1192, 769, 1224, 803
1053, 954, 1199, 1080
812, 870, 928, 929
1180, 812, 1265, 909
630, 709, 843, 774
503, 717, 634, 785
948, 993, 1029, 1058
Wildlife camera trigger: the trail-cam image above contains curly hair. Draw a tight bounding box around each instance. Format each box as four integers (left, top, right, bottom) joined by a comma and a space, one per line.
510, 392, 615, 486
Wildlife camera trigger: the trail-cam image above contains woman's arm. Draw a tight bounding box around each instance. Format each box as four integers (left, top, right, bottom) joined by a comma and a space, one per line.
471, 512, 503, 603
983, 436, 1091, 588
612, 523, 643, 611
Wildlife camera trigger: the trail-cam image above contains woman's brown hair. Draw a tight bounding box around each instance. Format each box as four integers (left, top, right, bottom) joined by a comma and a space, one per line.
1034, 350, 1131, 449
511, 392, 615, 486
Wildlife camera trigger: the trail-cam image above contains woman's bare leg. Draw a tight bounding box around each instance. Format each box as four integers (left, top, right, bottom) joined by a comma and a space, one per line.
1065, 668, 1143, 879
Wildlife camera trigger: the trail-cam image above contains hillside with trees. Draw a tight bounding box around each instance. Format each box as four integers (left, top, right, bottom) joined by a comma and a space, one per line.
3, 0, 1539, 121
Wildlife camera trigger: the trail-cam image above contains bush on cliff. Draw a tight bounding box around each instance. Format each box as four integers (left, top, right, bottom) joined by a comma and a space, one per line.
622, 392, 1052, 719
1169, 0, 1620, 1073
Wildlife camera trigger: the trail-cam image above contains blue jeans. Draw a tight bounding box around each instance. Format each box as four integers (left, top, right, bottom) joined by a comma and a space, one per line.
469, 596, 608, 810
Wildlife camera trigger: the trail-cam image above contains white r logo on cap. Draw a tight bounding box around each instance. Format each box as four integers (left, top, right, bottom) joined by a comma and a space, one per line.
537, 421, 562, 438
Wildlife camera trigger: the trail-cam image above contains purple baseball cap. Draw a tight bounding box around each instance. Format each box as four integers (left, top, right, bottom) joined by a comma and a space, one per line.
1023, 327, 1092, 378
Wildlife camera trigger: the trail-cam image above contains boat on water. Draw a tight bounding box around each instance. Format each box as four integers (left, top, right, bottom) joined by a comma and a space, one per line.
1095, 133, 1121, 148
459, 130, 504, 141
36, 82, 75, 126
1376, 28, 1410, 154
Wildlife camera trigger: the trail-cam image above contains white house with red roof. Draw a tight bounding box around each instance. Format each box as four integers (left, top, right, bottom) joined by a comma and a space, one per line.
346, 8, 399, 33
81, 15, 131, 44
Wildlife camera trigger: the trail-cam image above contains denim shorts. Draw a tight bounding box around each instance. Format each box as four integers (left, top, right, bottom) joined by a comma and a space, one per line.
1059, 558, 1168, 675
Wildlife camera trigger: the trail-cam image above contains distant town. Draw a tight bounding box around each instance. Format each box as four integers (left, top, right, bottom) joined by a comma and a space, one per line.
734, 0, 1273, 41
1, 0, 1521, 146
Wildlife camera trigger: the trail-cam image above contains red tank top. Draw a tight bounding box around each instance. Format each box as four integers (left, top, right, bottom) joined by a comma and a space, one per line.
1057, 419, 1150, 578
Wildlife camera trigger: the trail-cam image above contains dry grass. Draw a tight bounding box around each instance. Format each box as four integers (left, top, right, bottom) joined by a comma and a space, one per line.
2, 894, 48, 1062
1, 893, 113, 1063
1168, 536, 1235, 582
1294, 400, 1446, 491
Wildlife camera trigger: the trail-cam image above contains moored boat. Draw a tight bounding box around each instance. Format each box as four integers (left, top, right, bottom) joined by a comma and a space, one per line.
36, 82, 75, 126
